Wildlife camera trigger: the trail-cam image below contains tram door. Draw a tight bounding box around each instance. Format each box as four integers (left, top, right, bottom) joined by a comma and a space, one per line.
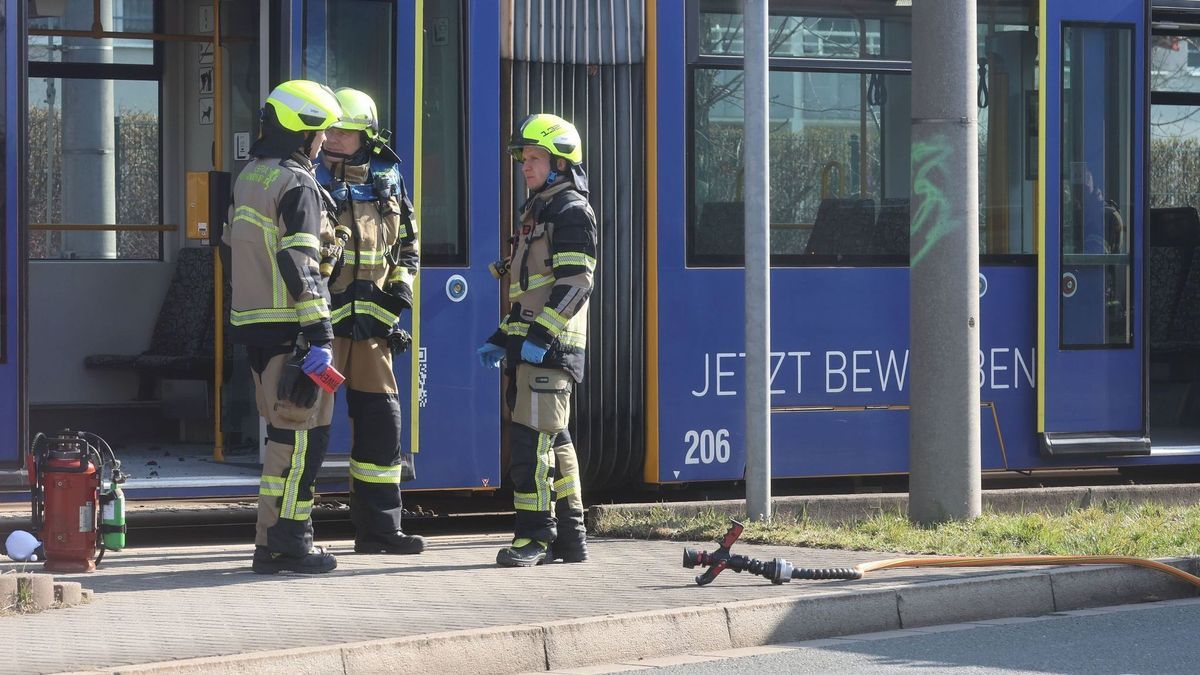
307, 0, 501, 491
1, 0, 19, 470
1039, 0, 1148, 456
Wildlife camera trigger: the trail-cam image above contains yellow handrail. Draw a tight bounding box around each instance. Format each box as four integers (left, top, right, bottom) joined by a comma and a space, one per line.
820, 161, 845, 199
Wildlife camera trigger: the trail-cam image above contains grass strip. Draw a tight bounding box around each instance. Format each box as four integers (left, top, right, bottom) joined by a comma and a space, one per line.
593, 501, 1200, 558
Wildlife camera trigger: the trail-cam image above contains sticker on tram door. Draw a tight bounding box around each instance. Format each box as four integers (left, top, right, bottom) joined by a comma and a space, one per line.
1061, 272, 1078, 298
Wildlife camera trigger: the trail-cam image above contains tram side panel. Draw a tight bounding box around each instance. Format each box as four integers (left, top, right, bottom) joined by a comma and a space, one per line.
653, 265, 1038, 482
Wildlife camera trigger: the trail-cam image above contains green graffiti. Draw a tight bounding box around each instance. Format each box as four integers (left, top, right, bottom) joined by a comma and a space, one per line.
910, 134, 953, 267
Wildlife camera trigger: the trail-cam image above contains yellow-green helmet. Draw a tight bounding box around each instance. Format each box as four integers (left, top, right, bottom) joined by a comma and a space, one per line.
331, 88, 380, 140
264, 80, 342, 132
508, 113, 583, 165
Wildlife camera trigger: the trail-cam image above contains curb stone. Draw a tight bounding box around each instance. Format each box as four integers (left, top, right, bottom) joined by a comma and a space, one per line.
54, 581, 83, 606
18, 573, 55, 611
2, 573, 91, 613
72, 558, 1200, 674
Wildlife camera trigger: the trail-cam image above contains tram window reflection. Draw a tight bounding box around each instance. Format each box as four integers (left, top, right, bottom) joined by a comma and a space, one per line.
687, 0, 1039, 267
1060, 24, 1133, 348
27, 78, 161, 261
691, 68, 911, 266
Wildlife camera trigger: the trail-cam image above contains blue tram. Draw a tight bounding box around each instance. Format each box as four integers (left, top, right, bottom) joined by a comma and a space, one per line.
0, 0, 1197, 499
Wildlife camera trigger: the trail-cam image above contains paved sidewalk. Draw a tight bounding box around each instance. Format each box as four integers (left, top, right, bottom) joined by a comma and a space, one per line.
2, 532, 1197, 674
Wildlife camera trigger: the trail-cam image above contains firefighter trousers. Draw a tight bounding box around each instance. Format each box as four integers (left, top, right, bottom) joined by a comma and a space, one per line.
333, 336, 410, 537
249, 346, 335, 557
507, 364, 586, 545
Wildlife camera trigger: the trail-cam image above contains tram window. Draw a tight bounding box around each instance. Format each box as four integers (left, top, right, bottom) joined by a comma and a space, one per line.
690, 68, 911, 266
689, 0, 1039, 265
304, 0, 394, 130
420, 0, 467, 265
28, 0, 155, 66
1151, 35, 1200, 211
1060, 24, 1133, 347
979, 23, 1039, 256
695, 1, 910, 61
1150, 104, 1200, 210
27, 78, 161, 260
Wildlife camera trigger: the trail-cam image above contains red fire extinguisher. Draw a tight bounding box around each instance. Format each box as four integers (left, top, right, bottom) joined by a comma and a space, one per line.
28, 430, 125, 573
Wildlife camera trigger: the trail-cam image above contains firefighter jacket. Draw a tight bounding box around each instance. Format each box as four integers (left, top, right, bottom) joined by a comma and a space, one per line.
225, 152, 335, 348
488, 179, 597, 382
316, 157, 420, 340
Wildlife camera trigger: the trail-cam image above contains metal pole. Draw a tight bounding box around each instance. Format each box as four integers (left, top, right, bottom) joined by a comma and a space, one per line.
61, 0, 116, 259
909, 0, 981, 524
743, 0, 771, 522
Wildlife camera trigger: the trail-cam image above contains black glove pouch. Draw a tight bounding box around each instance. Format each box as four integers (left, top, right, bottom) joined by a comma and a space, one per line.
387, 328, 412, 355
277, 352, 319, 409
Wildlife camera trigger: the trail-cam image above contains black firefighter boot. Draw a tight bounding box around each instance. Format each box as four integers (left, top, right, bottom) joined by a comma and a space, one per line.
254, 518, 338, 574
350, 479, 424, 554
354, 530, 426, 554
549, 501, 588, 563
496, 538, 549, 567
252, 545, 338, 574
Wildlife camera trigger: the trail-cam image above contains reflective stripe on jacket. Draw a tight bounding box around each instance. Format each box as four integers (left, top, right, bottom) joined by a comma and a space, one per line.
488, 179, 597, 382
225, 154, 334, 347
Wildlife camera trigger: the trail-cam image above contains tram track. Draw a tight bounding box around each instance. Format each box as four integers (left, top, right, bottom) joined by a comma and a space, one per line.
5, 467, 1199, 548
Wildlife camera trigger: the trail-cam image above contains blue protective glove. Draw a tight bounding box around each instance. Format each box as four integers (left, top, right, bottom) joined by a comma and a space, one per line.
477, 343, 506, 369
521, 339, 548, 364
301, 345, 333, 375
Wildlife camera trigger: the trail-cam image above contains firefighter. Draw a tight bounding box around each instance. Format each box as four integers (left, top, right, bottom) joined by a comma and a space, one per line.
317, 88, 424, 555
479, 113, 597, 567
225, 79, 343, 574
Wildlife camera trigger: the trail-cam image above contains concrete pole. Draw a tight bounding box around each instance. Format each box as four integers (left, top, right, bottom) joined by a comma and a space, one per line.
61, 0, 117, 259
743, 0, 771, 522
909, 1, 981, 524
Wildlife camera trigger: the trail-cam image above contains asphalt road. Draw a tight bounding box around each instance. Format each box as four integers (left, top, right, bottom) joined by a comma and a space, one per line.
647, 598, 1200, 674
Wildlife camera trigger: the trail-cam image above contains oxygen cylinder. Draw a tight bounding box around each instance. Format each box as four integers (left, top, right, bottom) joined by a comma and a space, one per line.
100, 482, 126, 551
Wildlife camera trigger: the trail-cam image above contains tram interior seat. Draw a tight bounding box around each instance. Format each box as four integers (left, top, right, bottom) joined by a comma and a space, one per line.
84, 246, 227, 402
804, 198, 875, 256
1148, 206, 1200, 425
1149, 207, 1200, 348
872, 198, 910, 256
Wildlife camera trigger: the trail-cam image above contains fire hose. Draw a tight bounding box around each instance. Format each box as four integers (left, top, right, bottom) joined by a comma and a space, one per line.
683, 519, 1200, 588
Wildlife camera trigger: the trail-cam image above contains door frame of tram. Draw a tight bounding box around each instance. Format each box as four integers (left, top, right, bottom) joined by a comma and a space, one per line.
11, 0, 285, 480
0, 0, 23, 480
9, 1, 258, 481
1037, 0, 1150, 458
1145, 2, 1200, 452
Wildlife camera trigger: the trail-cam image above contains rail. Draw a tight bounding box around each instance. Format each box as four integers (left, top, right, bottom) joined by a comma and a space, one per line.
29, 224, 175, 232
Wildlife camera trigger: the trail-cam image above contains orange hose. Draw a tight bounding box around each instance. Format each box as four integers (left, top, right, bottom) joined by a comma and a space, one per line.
855, 555, 1200, 587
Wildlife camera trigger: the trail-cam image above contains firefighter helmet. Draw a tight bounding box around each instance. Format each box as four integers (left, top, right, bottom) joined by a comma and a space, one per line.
264, 80, 343, 132
331, 88, 380, 140
508, 113, 583, 165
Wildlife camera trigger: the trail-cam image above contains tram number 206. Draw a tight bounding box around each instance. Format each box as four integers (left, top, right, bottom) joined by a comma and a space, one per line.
684, 429, 731, 465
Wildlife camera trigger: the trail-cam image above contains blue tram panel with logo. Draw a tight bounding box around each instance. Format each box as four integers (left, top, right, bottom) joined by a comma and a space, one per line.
653, 267, 1038, 483
647, 0, 1173, 485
